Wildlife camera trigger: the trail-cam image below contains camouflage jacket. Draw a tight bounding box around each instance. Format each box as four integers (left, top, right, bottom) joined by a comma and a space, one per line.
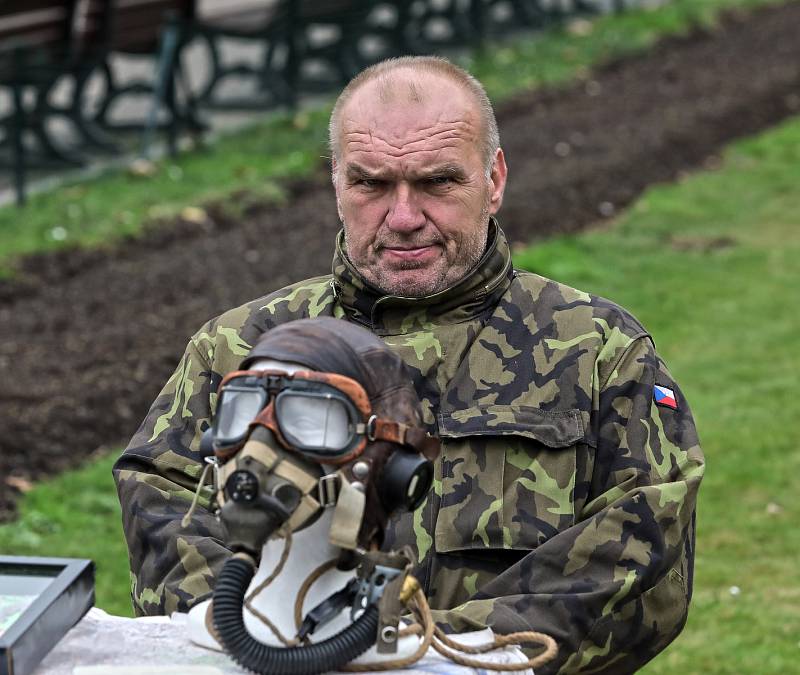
114, 222, 704, 673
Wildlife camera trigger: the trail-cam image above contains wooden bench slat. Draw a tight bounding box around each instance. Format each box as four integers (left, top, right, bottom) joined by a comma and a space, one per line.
0, 8, 67, 32
0, 26, 65, 46
0, 0, 70, 15
115, 0, 193, 15
199, 6, 278, 33
0, 5, 72, 58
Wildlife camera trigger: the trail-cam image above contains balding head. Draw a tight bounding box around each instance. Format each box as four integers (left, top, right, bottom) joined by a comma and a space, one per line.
329, 56, 500, 178
329, 55, 507, 298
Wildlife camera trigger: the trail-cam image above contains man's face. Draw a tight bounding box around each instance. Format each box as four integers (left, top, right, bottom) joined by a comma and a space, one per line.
333, 74, 507, 297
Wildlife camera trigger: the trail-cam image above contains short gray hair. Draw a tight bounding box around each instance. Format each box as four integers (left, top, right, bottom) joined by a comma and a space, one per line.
329, 56, 500, 177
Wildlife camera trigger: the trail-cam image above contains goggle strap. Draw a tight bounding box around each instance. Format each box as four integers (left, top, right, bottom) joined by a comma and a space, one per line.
403, 427, 441, 461
367, 418, 441, 460
368, 418, 408, 444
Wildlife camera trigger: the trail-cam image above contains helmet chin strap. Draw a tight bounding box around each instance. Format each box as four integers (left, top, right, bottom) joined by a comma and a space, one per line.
328, 475, 366, 550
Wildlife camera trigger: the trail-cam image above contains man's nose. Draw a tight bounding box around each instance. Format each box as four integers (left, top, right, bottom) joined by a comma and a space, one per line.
386, 183, 424, 232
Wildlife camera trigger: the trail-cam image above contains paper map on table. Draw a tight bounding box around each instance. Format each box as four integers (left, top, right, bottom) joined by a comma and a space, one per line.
0, 594, 35, 637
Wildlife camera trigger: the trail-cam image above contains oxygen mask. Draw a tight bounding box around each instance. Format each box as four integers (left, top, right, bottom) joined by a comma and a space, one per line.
198, 317, 440, 675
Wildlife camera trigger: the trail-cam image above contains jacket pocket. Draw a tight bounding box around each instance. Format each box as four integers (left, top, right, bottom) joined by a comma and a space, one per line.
434, 404, 583, 552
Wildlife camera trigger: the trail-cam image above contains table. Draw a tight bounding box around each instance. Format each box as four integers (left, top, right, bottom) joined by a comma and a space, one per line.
35, 608, 534, 674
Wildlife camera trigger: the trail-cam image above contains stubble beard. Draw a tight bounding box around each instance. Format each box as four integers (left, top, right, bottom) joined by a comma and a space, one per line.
342, 198, 491, 298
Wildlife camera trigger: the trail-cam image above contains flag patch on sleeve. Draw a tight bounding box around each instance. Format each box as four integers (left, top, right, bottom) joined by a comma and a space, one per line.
654, 385, 678, 409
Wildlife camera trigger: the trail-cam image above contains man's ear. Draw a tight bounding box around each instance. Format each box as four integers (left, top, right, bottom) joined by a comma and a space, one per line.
487, 148, 508, 215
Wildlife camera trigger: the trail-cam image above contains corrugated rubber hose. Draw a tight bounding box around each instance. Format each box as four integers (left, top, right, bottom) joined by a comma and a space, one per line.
213, 555, 379, 675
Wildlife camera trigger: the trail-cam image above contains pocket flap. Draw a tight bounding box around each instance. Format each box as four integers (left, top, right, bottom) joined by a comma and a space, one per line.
438, 405, 583, 448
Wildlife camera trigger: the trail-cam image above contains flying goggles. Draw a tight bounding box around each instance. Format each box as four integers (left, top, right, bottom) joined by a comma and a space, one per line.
211, 368, 439, 518
215, 368, 436, 464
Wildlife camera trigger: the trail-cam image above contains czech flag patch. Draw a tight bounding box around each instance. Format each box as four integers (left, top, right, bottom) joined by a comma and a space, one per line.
654, 385, 678, 410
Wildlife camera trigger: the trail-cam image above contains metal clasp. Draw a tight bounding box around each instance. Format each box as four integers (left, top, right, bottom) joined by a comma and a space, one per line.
317, 473, 340, 508
351, 564, 403, 620
204, 455, 220, 494
366, 414, 378, 441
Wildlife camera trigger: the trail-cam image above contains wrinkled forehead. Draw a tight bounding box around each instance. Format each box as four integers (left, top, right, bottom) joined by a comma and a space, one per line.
338, 72, 483, 158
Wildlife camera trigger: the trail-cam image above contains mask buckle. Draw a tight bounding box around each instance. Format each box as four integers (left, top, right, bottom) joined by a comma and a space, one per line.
317, 473, 340, 508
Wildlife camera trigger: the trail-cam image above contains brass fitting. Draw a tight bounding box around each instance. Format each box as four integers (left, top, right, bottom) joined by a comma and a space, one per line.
399, 575, 421, 604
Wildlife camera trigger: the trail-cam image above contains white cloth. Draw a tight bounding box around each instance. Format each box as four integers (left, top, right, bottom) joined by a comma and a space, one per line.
34, 608, 533, 674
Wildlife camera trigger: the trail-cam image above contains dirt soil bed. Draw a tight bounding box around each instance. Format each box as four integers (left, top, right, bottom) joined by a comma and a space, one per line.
2, 2, 800, 519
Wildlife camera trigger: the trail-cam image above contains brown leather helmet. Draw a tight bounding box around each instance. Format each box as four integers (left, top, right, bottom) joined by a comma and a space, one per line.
238, 317, 439, 549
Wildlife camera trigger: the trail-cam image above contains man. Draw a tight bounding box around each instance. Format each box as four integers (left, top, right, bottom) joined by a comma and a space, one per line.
115, 56, 704, 673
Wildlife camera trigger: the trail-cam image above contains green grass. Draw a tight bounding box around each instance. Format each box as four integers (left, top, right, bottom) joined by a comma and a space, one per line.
0, 453, 133, 617
467, 0, 789, 99
0, 107, 330, 278
2, 108, 799, 668
513, 118, 800, 673
0, 0, 786, 276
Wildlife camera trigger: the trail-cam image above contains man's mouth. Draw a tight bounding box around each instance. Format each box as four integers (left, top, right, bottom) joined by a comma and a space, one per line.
381, 245, 439, 264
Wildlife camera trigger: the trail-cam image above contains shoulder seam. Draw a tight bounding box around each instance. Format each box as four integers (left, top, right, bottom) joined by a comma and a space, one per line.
600, 333, 654, 390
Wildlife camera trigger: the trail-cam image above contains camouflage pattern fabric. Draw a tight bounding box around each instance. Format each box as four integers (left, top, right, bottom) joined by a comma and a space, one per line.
114, 221, 704, 673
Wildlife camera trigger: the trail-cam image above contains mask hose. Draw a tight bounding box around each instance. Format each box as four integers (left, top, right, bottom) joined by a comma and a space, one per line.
212, 555, 379, 675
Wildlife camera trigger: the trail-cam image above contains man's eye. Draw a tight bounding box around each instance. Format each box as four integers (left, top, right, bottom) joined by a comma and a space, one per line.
426, 176, 453, 186
356, 178, 382, 188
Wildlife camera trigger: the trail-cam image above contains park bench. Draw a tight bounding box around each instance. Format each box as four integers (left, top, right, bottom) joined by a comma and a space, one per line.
2, 0, 634, 206
193, 0, 391, 110
0, 0, 202, 203
75, 0, 203, 149
0, 0, 86, 204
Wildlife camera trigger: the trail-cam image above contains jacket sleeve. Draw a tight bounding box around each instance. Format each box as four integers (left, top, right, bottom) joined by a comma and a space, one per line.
113, 326, 232, 616
428, 336, 705, 674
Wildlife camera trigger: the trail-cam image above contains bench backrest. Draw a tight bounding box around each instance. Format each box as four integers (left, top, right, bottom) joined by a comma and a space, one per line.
0, 1, 77, 57
77, 0, 195, 54
295, 0, 376, 23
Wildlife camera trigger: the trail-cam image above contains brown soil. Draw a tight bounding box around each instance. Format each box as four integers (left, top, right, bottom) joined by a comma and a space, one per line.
2, 2, 800, 520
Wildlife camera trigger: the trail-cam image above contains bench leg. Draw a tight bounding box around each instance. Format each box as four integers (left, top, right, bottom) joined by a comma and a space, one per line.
468, 0, 486, 46
31, 81, 85, 166
141, 17, 206, 159
70, 68, 120, 153
260, 38, 294, 107
173, 57, 206, 135
194, 29, 224, 106
93, 60, 121, 130
11, 81, 26, 206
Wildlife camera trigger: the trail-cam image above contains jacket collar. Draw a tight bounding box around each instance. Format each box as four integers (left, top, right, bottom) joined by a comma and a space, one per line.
331, 219, 514, 335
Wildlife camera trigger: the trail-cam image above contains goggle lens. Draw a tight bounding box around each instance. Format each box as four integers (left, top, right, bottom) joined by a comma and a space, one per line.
215, 388, 267, 444
276, 392, 352, 454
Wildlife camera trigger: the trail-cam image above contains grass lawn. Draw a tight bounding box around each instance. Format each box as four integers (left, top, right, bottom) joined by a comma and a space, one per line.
1, 0, 797, 667
0, 454, 132, 617
514, 118, 800, 672
0, 0, 787, 276
1, 96, 798, 671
